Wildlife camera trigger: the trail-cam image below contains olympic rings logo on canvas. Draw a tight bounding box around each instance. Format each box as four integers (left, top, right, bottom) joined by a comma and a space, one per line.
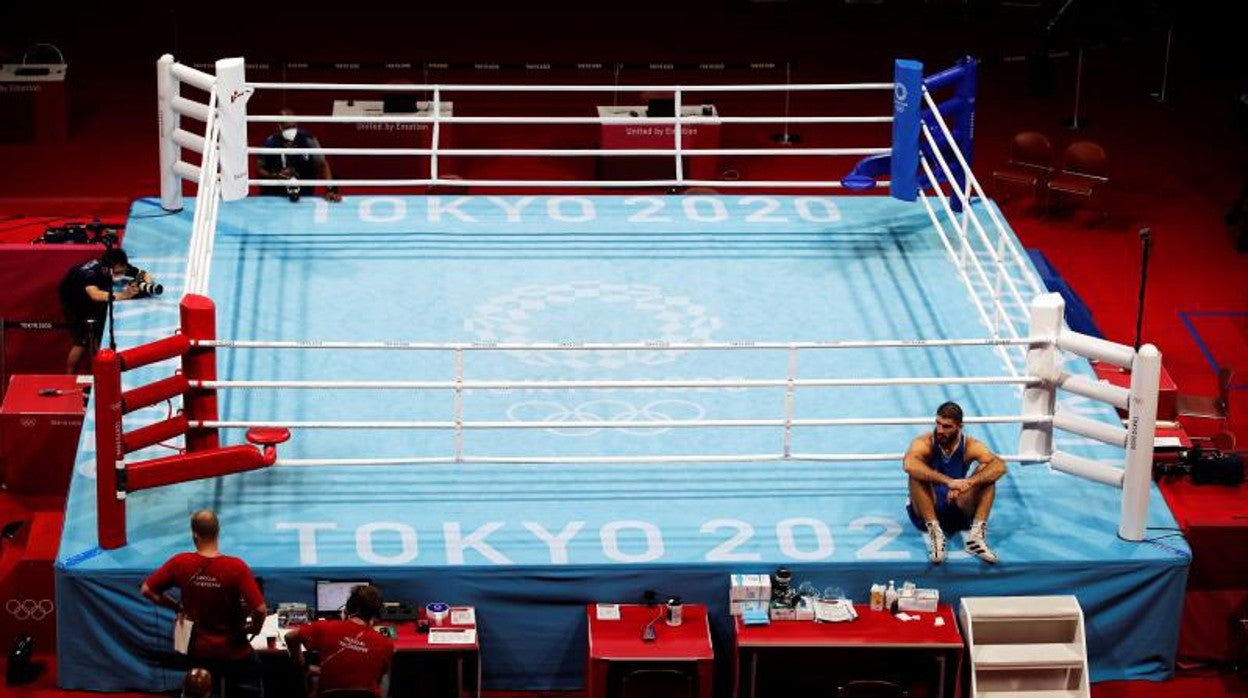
506, 399, 707, 436
467, 281, 721, 369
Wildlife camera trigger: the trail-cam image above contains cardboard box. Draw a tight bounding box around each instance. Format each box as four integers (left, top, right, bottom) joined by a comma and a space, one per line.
768, 597, 814, 622
729, 574, 771, 601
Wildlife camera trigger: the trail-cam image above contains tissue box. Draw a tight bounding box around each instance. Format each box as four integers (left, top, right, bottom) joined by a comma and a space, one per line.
730, 574, 771, 601
898, 588, 939, 613
731, 600, 768, 617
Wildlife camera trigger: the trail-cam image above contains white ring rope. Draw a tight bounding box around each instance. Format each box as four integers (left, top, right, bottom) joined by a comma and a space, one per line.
274, 452, 1052, 467
148, 56, 1162, 541
919, 156, 1023, 343
920, 87, 1043, 299
194, 337, 1039, 351
244, 81, 896, 93
193, 376, 1038, 391
198, 415, 1047, 430
247, 115, 893, 125
248, 146, 888, 157
920, 125, 1030, 323
248, 178, 859, 189
237, 76, 893, 189
916, 188, 1014, 374
185, 87, 221, 296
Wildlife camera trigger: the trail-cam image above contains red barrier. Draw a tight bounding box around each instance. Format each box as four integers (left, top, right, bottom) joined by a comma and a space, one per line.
92, 349, 126, 550
121, 374, 189, 414
117, 334, 190, 371
180, 295, 219, 452
121, 415, 189, 454
125, 445, 265, 491
0, 244, 101, 397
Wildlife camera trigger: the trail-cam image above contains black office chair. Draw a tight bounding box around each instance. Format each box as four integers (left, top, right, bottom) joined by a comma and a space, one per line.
620, 668, 694, 698
836, 678, 909, 698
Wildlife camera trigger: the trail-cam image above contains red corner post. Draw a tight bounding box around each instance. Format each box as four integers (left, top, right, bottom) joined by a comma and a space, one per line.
93, 348, 127, 549
181, 294, 220, 452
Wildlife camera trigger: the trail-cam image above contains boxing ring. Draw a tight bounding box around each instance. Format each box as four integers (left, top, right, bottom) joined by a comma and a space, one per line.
53, 56, 1188, 692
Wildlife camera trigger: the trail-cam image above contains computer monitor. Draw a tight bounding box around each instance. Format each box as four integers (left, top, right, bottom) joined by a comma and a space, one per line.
382, 93, 419, 114
646, 98, 675, 118
315, 579, 371, 619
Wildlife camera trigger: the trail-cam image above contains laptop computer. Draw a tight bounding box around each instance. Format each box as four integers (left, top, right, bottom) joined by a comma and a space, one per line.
314, 579, 371, 619
646, 98, 675, 118
382, 94, 419, 114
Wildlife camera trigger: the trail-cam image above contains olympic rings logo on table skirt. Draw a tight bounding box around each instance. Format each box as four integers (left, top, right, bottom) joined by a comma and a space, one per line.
506, 399, 707, 436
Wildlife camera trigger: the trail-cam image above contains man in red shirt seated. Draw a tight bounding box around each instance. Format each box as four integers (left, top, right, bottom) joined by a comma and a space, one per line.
284, 584, 396, 697
141, 510, 268, 697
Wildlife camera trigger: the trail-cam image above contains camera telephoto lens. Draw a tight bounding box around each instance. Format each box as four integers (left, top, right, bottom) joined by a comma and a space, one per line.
137, 282, 164, 296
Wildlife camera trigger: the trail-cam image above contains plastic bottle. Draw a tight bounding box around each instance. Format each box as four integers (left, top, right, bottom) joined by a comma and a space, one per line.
885, 580, 899, 614
869, 584, 885, 611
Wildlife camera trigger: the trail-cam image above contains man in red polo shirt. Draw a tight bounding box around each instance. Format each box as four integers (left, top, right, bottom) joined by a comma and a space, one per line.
285, 584, 395, 696
141, 510, 268, 697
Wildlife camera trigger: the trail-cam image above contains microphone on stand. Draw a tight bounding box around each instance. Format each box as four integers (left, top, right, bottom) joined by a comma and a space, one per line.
1133, 227, 1152, 354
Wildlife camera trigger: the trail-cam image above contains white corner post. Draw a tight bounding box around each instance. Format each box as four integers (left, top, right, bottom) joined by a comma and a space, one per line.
1119, 343, 1161, 541
157, 54, 182, 211
214, 57, 252, 202
1020, 293, 1064, 457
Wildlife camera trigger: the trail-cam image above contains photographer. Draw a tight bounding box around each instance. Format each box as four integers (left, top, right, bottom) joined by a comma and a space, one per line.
57, 247, 158, 374
256, 108, 342, 203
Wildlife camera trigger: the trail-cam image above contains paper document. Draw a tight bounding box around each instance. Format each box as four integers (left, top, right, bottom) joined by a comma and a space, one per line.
595, 604, 621, 620
173, 617, 194, 654
450, 607, 476, 625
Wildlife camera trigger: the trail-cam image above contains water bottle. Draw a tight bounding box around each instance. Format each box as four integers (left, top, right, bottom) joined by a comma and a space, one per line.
665, 597, 683, 626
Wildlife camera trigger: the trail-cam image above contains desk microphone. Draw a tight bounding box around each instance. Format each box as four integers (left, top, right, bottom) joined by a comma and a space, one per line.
641, 604, 664, 642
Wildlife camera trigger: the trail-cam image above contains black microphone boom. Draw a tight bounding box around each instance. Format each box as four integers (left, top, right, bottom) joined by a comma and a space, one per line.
1134, 228, 1152, 353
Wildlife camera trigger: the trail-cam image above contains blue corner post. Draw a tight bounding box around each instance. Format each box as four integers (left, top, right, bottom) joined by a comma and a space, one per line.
953, 55, 977, 183
889, 59, 923, 202
920, 56, 978, 211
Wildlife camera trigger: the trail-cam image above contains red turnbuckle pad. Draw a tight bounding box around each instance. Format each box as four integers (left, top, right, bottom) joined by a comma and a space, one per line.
245, 427, 291, 447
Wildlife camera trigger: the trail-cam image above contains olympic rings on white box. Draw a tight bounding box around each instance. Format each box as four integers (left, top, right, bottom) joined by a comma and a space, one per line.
506, 399, 707, 436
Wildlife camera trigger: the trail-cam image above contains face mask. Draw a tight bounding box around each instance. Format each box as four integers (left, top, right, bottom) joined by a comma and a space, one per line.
281, 127, 298, 141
